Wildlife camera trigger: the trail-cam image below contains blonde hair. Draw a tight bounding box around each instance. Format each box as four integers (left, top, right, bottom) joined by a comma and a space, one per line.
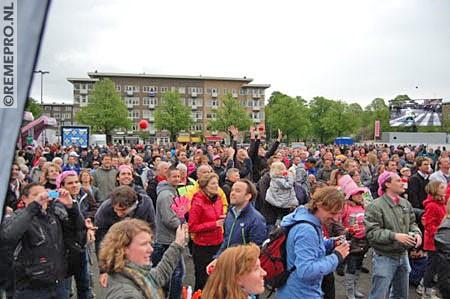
305, 186, 345, 214
79, 169, 93, 184
43, 163, 62, 182
269, 161, 286, 178
367, 153, 378, 166
425, 180, 446, 201
99, 218, 152, 274
202, 243, 260, 299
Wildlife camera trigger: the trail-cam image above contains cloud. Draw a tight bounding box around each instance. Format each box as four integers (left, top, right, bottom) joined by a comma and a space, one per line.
30, 0, 450, 108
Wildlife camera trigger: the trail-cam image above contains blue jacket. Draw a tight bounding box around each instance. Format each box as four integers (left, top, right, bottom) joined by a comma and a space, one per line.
62, 163, 81, 174
277, 206, 340, 299
216, 203, 267, 256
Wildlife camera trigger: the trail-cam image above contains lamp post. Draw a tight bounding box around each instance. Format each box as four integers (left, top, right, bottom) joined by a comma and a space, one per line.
34, 70, 49, 104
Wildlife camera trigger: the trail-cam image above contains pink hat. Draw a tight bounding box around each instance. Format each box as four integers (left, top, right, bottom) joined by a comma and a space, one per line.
213, 155, 221, 160
338, 174, 368, 200
56, 170, 78, 189
377, 171, 395, 196
117, 164, 133, 174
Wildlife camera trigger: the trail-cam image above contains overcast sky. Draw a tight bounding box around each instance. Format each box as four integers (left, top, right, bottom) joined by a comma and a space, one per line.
29, 0, 450, 108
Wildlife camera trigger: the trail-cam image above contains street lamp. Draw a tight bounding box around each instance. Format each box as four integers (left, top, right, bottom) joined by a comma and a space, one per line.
34, 70, 49, 104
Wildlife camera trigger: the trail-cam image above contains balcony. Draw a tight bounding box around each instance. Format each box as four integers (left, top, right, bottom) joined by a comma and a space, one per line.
252, 105, 261, 111
148, 103, 155, 109
212, 92, 218, 98
126, 90, 134, 96
149, 115, 155, 121
191, 105, 197, 110
149, 129, 156, 135
191, 92, 197, 97
126, 103, 133, 109
79, 89, 88, 95
252, 94, 260, 99
232, 93, 238, 98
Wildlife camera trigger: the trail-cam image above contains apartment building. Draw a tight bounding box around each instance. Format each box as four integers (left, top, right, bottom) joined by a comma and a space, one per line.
41, 102, 75, 138
67, 72, 270, 142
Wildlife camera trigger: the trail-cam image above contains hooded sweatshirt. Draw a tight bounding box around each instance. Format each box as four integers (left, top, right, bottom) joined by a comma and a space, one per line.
422, 195, 447, 251
276, 206, 341, 299
155, 181, 181, 245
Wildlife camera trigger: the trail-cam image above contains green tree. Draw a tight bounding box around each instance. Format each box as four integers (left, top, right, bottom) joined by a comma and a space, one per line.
309, 96, 335, 142
25, 97, 43, 119
364, 98, 390, 139
154, 91, 194, 141
208, 94, 253, 140
75, 79, 132, 144
266, 92, 310, 143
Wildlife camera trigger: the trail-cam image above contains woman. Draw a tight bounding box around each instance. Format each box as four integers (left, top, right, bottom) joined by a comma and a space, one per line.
80, 170, 100, 202
422, 181, 448, 299
188, 172, 224, 291
202, 243, 266, 299
99, 218, 187, 299
277, 187, 350, 299
42, 163, 62, 190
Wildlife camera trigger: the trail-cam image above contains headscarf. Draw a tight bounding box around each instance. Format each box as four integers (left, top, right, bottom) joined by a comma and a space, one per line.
377, 171, 395, 196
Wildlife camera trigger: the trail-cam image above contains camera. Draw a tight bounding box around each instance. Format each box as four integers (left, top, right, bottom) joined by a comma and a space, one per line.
47, 190, 60, 199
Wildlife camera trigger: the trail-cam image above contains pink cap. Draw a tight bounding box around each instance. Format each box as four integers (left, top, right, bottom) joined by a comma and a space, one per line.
56, 170, 78, 189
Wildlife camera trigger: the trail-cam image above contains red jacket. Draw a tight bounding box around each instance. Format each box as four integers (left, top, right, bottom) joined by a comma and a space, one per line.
188, 190, 224, 246
422, 195, 447, 251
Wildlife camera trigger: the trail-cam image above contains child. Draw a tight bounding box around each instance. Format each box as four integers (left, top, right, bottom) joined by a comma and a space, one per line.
339, 175, 369, 299
422, 181, 448, 299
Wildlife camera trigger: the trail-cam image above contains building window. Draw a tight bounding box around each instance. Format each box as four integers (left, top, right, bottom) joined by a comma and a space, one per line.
124, 97, 140, 105
62, 113, 71, 120
191, 124, 203, 131
191, 111, 203, 120
240, 88, 246, 95
45, 106, 51, 111
206, 99, 218, 107
128, 110, 140, 119
115, 85, 121, 92
126, 85, 140, 92
207, 88, 218, 94
223, 88, 228, 95
53, 106, 60, 111
65, 106, 72, 111
189, 98, 203, 106
232, 89, 237, 94
178, 87, 185, 94
143, 86, 158, 93
160, 86, 168, 93
53, 113, 60, 118
87, 84, 94, 90
132, 123, 139, 131
74, 83, 80, 90
206, 112, 216, 120
189, 87, 203, 94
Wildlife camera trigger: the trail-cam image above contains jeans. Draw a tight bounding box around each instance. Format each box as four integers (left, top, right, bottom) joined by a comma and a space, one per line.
151, 243, 184, 299
368, 252, 411, 299
13, 283, 67, 299
64, 250, 92, 299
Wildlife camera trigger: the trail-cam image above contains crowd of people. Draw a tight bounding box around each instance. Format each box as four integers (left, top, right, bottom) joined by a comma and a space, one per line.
1, 125, 450, 299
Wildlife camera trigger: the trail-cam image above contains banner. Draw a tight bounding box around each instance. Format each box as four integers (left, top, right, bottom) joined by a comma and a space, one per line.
374, 120, 380, 138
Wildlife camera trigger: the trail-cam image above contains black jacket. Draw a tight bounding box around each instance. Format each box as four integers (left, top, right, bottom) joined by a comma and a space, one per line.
0, 201, 84, 290
94, 192, 156, 255
408, 172, 429, 209
249, 139, 279, 183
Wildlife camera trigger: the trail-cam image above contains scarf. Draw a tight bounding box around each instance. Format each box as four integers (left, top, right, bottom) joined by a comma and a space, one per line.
120, 262, 162, 299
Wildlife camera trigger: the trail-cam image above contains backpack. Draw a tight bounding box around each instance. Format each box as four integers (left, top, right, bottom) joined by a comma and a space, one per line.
260, 220, 319, 292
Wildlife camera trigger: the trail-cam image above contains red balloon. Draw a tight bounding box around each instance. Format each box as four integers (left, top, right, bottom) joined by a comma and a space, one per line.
139, 120, 148, 129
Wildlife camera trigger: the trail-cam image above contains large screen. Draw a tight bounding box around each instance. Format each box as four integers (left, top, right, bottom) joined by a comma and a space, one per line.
61, 126, 90, 148
389, 98, 442, 127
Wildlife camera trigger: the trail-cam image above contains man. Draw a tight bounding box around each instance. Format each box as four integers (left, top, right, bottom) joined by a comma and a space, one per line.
249, 127, 282, 183
385, 159, 399, 174
216, 179, 267, 255
151, 167, 183, 299
221, 168, 240, 204
30, 157, 46, 183
86, 148, 101, 169
429, 156, 450, 185
212, 155, 224, 177
365, 171, 422, 299
94, 185, 155, 287
92, 154, 117, 203
0, 183, 84, 298
133, 154, 150, 189
317, 159, 333, 184
408, 157, 431, 209
59, 171, 96, 299
62, 152, 82, 174
147, 161, 170, 208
